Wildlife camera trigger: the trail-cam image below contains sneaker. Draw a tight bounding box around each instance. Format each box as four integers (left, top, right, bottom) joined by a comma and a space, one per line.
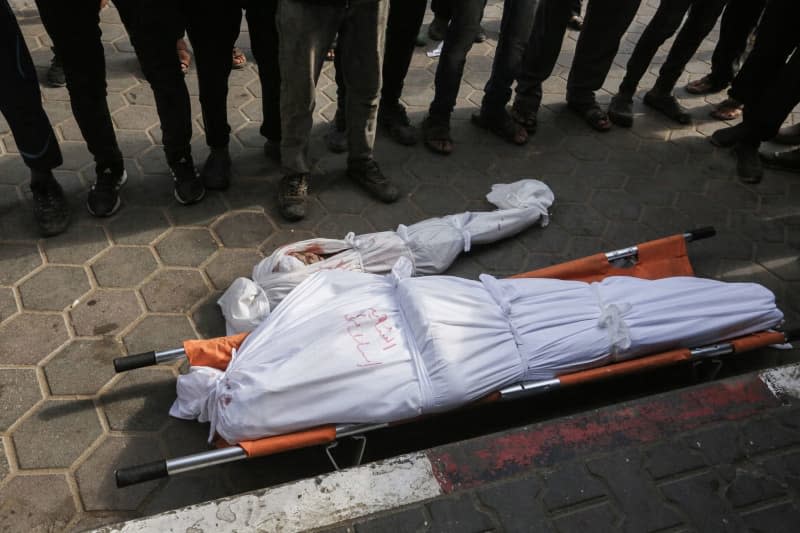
474, 26, 488, 43
47, 47, 66, 88
278, 174, 308, 221
201, 147, 232, 191
428, 16, 448, 41
30, 172, 70, 236
170, 156, 205, 205
378, 102, 418, 146
347, 159, 399, 203
87, 163, 127, 217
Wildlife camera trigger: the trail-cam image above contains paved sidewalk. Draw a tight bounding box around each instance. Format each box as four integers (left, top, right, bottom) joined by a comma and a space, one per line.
0, 1, 798, 532
104, 364, 800, 532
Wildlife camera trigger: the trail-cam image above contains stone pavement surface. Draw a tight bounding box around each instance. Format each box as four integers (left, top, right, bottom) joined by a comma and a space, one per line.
0, 1, 798, 531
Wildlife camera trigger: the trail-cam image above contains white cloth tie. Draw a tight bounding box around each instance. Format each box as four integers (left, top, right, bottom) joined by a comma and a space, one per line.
446, 215, 472, 252
590, 283, 632, 358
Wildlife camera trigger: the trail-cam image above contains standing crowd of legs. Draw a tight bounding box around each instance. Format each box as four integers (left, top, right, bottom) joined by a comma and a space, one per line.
1, 0, 798, 238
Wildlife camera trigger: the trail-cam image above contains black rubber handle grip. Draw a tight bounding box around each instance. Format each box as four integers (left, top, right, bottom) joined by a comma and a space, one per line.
114, 351, 157, 373
687, 227, 716, 241
116, 460, 168, 487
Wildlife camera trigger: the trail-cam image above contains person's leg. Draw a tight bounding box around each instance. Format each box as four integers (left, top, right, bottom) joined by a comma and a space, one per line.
185, 1, 242, 190
566, 0, 642, 125
709, 0, 767, 87
0, 0, 68, 235
424, 0, 486, 154
511, 0, 573, 132
325, 28, 348, 154
245, 0, 281, 157
339, 0, 397, 202
429, 0, 451, 41
276, 0, 342, 220
378, 0, 426, 145
36, 0, 128, 217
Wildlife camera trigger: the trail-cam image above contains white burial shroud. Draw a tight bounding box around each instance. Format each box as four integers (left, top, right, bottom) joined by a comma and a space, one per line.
172, 259, 784, 444
217, 179, 554, 334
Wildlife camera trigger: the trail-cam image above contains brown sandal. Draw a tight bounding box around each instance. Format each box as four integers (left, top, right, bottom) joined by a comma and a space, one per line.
422, 116, 454, 155
710, 98, 743, 121
686, 74, 727, 95
471, 110, 528, 145
176, 38, 191, 76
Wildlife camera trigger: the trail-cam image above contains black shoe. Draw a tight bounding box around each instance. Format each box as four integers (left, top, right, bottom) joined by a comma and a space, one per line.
278, 174, 308, 221
415, 32, 427, 47
567, 15, 583, 31
30, 172, 70, 237
608, 94, 634, 128
710, 123, 747, 148
474, 26, 487, 43
47, 47, 66, 88
201, 147, 232, 191
734, 142, 763, 184
347, 160, 399, 203
643, 91, 692, 124
428, 17, 448, 41
87, 163, 127, 217
379, 102, 418, 146
264, 139, 281, 163
170, 156, 205, 205
760, 147, 800, 173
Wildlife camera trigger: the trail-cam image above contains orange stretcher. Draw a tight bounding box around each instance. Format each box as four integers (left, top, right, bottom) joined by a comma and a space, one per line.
112, 227, 796, 487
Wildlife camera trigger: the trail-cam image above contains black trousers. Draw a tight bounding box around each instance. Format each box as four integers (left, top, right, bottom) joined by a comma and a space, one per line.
36, 0, 192, 167
735, 0, 800, 141
566, 0, 641, 106
431, 0, 451, 20
619, 0, 726, 96
709, 0, 766, 87
0, 0, 61, 172
334, 0, 426, 117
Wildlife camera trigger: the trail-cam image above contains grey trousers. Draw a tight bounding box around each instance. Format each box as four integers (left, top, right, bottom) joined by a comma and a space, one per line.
277, 0, 388, 175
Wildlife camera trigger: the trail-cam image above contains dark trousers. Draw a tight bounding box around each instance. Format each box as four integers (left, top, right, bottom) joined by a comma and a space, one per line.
336, 0, 426, 113
571, 0, 582, 16
431, 0, 451, 20
247, 0, 281, 142
619, 0, 727, 96
709, 0, 766, 87
429, 0, 487, 118
0, 0, 61, 172
36, 0, 192, 167
513, 0, 573, 113
481, 0, 540, 114
734, 0, 800, 140
566, 0, 642, 106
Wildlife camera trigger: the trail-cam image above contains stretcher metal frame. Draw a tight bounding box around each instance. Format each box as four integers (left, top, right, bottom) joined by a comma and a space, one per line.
111, 227, 797, 487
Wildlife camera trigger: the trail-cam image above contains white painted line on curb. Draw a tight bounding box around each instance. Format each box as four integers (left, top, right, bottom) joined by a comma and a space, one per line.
98, 451, 442, 533
760, 363, 800, 400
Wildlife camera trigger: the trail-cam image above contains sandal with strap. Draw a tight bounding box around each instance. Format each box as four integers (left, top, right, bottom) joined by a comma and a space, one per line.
568, 101, 611, 132
232, 47, 247, 70
471, 109, 528, 145
176, 38, 191, 76
422, 115, 454, 155
686, 74, 727, 95
710, 98, 743, 121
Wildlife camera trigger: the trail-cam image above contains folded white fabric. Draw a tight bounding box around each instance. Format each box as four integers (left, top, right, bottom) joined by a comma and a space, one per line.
217, 179, 554, 334
173, 261, 783, 444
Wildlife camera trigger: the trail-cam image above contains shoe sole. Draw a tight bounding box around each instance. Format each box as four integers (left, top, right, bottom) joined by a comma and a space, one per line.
174, 187, 206, 206
86, 170, 128, 218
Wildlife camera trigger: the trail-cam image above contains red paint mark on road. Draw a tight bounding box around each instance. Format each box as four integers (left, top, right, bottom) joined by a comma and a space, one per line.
430, 375, 779, 493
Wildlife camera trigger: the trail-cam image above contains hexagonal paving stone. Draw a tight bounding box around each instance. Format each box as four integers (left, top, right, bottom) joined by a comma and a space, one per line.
44, 338, 123, 396
0, 287, 16, 322
18, 265, 91, 311
0, 313, 68, 365
550, 203, 608, 237
471, 239, 530, 276
590, 189, 642, 221
192, 291, 226, 339
315, 213, 375, 238
91, 246, 158, 288
107, 206, 171, 245
0, 242, 41, 285
167, 192, 228, 226
70, 289, 143, 337
155, 228, 218, 267
317, 180, 372, 215
123, 314, 196, 354
141, 269, 209, 313
516, 222, 572, 254
757, 242, 800, 282
76, 435, 163, 511
101, 368, 176, 431
0, 440, 8, 482
212, 211, 274, 248
12, 399, 102, 468
204, 248, 263, 290
363, 197, 425, 232
0, 369, 41, 431
412, 184, 468, 217
42, 224, 109, 264
0, 474, 76, 532
112, 104, 160, 130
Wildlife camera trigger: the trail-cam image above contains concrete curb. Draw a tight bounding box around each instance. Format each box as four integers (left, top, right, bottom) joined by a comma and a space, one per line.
96, 363, 800, 533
